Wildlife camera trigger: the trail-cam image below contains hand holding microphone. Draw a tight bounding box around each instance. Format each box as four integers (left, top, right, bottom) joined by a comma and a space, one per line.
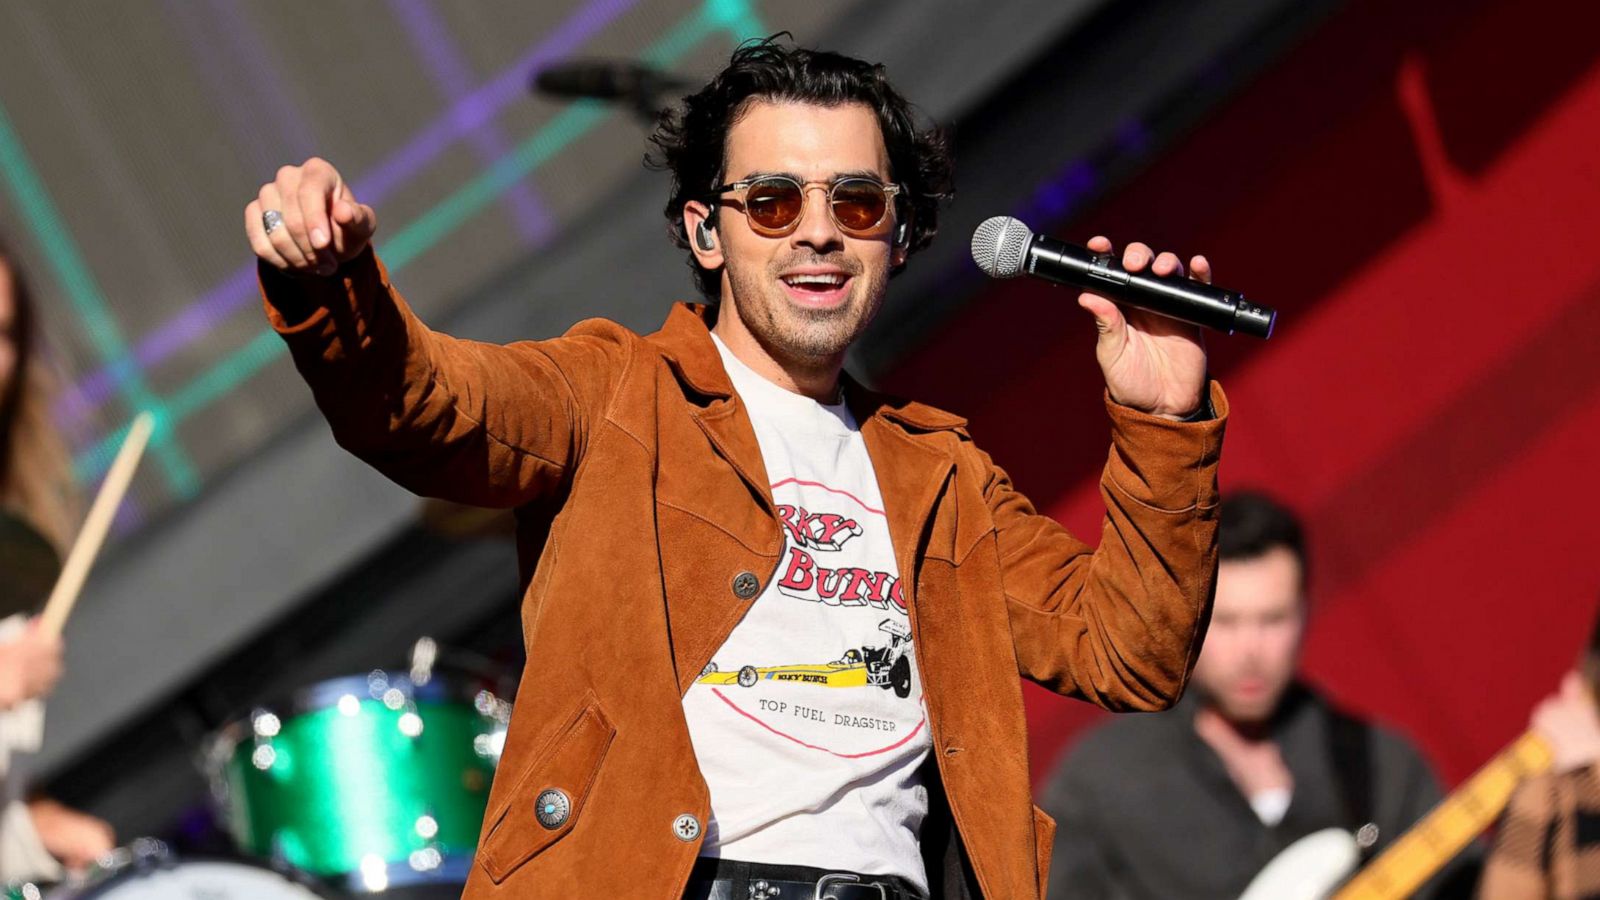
971, 216, 1272, 419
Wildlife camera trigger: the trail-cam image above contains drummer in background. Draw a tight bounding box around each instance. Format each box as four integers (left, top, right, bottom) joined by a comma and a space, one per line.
0, 235, 115, 880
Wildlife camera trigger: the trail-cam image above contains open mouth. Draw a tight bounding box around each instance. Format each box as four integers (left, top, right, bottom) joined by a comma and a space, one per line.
779, 271, 853, 308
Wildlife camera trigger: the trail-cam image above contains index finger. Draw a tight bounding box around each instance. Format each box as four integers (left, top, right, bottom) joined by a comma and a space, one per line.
332, 196, 377, 240
296, 159, 341, 253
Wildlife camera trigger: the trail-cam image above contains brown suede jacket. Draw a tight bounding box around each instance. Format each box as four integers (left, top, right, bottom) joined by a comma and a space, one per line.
259, 249, 1227, 899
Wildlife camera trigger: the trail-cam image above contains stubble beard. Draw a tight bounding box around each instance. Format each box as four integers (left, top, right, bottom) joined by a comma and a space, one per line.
724, 253, 888, 367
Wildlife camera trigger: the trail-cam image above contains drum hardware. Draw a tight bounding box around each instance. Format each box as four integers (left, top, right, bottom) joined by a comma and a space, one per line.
12, 838, 335, 899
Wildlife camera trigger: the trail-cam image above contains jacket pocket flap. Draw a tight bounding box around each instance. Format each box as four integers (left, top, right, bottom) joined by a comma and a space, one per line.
478, 696, 615, 883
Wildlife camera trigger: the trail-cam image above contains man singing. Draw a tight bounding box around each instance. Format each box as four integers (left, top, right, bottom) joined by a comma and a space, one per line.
245, 38, 1227, 900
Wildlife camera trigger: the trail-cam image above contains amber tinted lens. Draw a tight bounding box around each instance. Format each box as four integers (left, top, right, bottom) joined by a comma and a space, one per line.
830, 179, 890, 231
743, 178, 804, 231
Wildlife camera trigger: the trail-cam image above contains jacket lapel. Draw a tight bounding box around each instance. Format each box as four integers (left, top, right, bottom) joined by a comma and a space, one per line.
651, 304, 774, 513
647, 305, 783, 693
690, 401, 774, 515
649, 304, 971, 537
646, 306, 970, 691
852, 383, 965, 614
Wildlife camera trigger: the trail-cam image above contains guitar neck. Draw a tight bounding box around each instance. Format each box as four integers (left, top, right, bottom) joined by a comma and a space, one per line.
1333, 731, 1552, 900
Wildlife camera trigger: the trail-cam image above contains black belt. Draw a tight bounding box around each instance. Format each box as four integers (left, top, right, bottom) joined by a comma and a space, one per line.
684, 858, 926, 900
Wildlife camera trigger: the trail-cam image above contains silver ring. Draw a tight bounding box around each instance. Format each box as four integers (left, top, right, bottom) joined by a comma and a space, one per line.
262, 209, 284, 235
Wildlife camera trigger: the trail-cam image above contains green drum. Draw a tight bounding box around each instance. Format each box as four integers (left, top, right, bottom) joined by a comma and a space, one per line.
208, 670, 509, 892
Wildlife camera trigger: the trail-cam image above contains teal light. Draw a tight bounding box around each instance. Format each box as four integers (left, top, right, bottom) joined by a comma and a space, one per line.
640, 3, 720, 65
0, 103, 199, 495
74, 331, 286, 482
166, 330, 288, 422
380, 102, 609, 270
71, 0, 770, 484
702, 0, 769, 42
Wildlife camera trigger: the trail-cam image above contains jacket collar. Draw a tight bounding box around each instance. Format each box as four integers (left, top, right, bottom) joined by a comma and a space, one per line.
650, 302, 964, 612
650, 303, 736, 401
648, 302, 969, 436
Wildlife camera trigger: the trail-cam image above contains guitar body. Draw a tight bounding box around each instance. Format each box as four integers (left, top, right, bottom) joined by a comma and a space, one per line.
1237, 828, 1358, 900
1238, 731, 1552, 900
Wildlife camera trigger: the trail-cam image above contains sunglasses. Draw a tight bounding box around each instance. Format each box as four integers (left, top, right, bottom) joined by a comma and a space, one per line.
709, 175, 902, 237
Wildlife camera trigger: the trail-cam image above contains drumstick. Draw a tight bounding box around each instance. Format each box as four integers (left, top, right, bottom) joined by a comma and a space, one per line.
38, 411, 155, 637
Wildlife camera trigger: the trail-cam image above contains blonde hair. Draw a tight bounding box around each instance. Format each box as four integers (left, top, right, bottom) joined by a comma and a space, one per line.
0, 246, 78, 554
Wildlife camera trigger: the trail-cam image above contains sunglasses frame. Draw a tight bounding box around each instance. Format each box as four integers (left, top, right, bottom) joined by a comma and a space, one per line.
707, 175, 903, 237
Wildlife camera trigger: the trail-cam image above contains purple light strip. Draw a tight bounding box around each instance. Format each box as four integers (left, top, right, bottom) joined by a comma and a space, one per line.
203, 0, 319, 161
160, 0, 280, 176
349, 0, 636, 214
57, 0, 638, 426
389, 0, 554, 243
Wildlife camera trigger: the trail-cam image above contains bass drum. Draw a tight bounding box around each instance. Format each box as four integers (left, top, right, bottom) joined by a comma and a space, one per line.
39, 840, 335, 899
206, 668, 510, 894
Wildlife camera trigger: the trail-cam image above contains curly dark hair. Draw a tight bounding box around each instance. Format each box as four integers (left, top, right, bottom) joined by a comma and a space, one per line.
647, 35, 953, 301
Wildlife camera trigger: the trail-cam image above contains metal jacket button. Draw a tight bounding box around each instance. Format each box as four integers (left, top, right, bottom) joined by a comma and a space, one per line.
732, 571, 760, 599
535, 789, 570, 829
672, 813, 701, 841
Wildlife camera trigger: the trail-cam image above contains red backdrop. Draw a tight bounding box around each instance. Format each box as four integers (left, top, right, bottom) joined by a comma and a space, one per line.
882, 0, 1600, 789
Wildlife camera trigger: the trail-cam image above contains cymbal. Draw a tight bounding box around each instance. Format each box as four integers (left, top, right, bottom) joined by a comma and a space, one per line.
0, 509, 61, 619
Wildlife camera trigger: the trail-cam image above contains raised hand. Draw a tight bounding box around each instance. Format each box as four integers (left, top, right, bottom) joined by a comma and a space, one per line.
245, 158, 377, 278
1077, 236, 1211, 420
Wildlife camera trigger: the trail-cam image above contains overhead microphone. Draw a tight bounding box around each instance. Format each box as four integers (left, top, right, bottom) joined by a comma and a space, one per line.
530, 59, 695, 123
971, 216, 1276, 338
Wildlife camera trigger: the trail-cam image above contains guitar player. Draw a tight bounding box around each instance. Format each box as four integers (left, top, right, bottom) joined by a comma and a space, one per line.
1040, 491, 1476, 899
1478, 619, 1600, 900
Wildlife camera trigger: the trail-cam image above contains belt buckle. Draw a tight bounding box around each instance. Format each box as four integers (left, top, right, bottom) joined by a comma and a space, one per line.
814, 873, 888, 900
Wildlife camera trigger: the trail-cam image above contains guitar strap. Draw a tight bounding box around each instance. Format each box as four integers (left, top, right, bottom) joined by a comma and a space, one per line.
1325, 704, 1377, 857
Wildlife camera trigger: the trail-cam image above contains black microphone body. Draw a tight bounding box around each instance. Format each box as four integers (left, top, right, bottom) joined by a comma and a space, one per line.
1028, 234, 1274, 337
972, 217, 1276, 338
531, 61, 694, 123
533, 61, 660, 101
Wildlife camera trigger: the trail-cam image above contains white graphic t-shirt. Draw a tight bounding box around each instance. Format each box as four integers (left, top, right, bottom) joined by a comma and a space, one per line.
681, 334, 931, 891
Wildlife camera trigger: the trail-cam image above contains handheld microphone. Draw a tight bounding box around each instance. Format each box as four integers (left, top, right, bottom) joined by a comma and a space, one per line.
971, 216, 1276, 338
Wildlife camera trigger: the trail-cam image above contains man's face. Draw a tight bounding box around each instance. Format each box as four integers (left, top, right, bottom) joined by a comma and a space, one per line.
1191, 547, 1306, 724
705, 100, 901, 365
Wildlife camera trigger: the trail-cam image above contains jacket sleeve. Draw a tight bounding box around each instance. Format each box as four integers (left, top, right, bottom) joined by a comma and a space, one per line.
993, 383, 1226, 711
259, 249, 629, 507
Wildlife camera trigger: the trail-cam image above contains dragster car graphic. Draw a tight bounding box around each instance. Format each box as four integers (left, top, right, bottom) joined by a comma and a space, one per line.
697, 619, 914, 699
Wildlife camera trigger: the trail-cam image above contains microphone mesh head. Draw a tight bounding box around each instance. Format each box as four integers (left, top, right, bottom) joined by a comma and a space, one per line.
971, 216, 1033, 278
